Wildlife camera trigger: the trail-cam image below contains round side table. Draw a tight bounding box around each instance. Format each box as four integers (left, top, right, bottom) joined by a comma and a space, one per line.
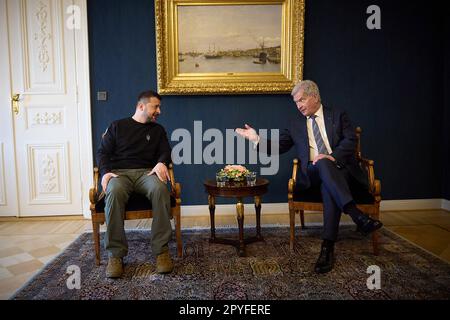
203, 178, 269, 256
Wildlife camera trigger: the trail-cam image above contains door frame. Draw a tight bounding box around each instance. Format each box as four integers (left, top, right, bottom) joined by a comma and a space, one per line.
73, 0, 94, 218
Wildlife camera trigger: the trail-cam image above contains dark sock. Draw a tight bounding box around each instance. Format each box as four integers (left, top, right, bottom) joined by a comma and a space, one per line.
322, 239, 335, 248
343, 201, 366, 224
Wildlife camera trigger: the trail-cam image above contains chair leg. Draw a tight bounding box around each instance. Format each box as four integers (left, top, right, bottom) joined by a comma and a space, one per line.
299, 210, 305, 229
289, 206, 296, 251
92, 218, 101, 266
175, 210, 182, 257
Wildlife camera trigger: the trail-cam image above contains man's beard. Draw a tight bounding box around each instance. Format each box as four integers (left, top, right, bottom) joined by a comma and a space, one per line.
146, 113, 157, 123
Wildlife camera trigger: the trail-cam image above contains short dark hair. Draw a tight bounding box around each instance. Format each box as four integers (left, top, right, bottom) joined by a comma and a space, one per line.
137, 90, 162, 103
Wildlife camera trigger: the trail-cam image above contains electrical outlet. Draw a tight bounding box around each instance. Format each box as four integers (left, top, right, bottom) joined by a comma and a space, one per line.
97, 91, 108, 101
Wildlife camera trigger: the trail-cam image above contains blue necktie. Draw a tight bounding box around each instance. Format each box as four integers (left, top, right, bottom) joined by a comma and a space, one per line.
310, 115, 328, 155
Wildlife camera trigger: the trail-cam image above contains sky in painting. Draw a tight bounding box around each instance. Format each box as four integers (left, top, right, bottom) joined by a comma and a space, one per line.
178, 4, 282, 53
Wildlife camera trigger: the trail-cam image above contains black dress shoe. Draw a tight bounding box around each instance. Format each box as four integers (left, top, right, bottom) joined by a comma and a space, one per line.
357, 217, 383, 236
314, 243, 335, 274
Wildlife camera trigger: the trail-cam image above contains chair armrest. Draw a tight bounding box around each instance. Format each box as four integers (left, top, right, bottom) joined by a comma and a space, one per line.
89, 188, 98, 204
288, 179, 296, 201
288, 158, 299, 198
360, 157, 380, 195
173, 183, 182, 206
168, 163, 181, 203
374, 179, 381, 197
291, 158, 299, 184
89, 167, 101, 204
168, 163, 176, 192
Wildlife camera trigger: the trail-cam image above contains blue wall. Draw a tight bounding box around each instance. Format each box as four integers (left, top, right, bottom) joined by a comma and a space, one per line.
88, 0, 448, 205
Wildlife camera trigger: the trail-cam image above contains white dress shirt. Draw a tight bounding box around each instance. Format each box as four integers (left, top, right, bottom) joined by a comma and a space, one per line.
307, 105, 332, 161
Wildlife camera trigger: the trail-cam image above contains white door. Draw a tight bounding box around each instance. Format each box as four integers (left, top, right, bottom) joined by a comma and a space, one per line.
0, 0, 91, 217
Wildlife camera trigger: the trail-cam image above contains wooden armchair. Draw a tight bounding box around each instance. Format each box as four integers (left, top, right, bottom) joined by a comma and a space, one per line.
89, 164, 182, 265
288, 127, 381, 255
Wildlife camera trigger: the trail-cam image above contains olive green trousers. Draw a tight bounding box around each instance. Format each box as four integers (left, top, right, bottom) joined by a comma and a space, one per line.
104, 169, 172, 258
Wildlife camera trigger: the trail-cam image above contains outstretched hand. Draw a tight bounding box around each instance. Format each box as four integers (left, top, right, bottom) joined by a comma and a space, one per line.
148, 162, 170, 183
235, 124, 259, 143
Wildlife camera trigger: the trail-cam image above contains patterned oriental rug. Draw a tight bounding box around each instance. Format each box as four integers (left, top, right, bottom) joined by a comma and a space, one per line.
11, 226, 450, 300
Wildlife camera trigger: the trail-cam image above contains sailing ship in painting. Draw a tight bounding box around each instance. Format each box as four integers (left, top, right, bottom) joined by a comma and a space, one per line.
204, 44, 223, 59
177, 4, 283, 73
178, 37, 281, 73
253, 38, 267, 64
253, 38, 280, 64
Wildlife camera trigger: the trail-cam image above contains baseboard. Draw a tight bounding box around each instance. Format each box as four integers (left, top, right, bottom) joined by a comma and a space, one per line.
81, 199, 449, 219
380, 199, 446, 211
180, 199, 450, 217
442, 199, 450, 212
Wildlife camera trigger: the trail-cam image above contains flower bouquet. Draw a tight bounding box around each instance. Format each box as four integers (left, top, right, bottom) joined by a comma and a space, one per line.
217, 165, 250, 182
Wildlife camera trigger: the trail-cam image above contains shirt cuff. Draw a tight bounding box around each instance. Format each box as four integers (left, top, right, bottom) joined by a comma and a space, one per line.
252, 136, 260, 149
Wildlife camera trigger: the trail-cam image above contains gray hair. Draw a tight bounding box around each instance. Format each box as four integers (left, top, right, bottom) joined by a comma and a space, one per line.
291, 80, 321, 101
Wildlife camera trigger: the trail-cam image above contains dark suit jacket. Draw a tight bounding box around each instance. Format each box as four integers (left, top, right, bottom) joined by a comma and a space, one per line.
262, 107, 368, 190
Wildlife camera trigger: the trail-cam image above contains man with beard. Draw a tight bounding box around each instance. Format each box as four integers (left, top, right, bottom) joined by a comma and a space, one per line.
97, 90, 173, 278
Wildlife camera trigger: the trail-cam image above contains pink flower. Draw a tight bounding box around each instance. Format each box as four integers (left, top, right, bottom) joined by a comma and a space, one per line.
220, 165, 249, 181
225, 165, 246, 172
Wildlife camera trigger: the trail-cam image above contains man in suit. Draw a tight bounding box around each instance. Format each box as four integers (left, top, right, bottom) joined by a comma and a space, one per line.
97, 90, 174, 278
236, 80, 382, 273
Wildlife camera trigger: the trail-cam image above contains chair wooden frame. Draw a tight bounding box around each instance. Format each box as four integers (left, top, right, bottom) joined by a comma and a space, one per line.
89, 164, 182, 265
288, 127, 381, 255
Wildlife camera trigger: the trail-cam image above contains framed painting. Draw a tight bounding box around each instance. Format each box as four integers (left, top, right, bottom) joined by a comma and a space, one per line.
155, 0, 305, 95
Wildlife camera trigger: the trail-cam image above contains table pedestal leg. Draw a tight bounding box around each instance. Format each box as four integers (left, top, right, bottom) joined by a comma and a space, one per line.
255, 196, 263, 240
236, 198, 245, 256
208, 195, 216, 241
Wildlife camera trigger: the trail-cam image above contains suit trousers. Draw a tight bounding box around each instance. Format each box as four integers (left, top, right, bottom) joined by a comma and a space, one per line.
307, 159, 355, 241
104, 168, 172, 258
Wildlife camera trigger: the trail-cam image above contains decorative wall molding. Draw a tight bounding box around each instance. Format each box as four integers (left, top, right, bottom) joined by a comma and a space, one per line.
40, 153, 58, 192
33, 111, 62, 125
27, 143, 71, 204
34, 0, 51, 72
0, 143, 6, 206
22, 0, 65, 94
26, 106, 64, 128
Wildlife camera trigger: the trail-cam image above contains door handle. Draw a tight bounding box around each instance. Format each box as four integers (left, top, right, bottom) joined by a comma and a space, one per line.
12, 93, 20, 115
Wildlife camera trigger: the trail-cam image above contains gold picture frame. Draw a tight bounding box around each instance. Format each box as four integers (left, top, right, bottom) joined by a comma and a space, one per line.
155, 0, 305, 95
